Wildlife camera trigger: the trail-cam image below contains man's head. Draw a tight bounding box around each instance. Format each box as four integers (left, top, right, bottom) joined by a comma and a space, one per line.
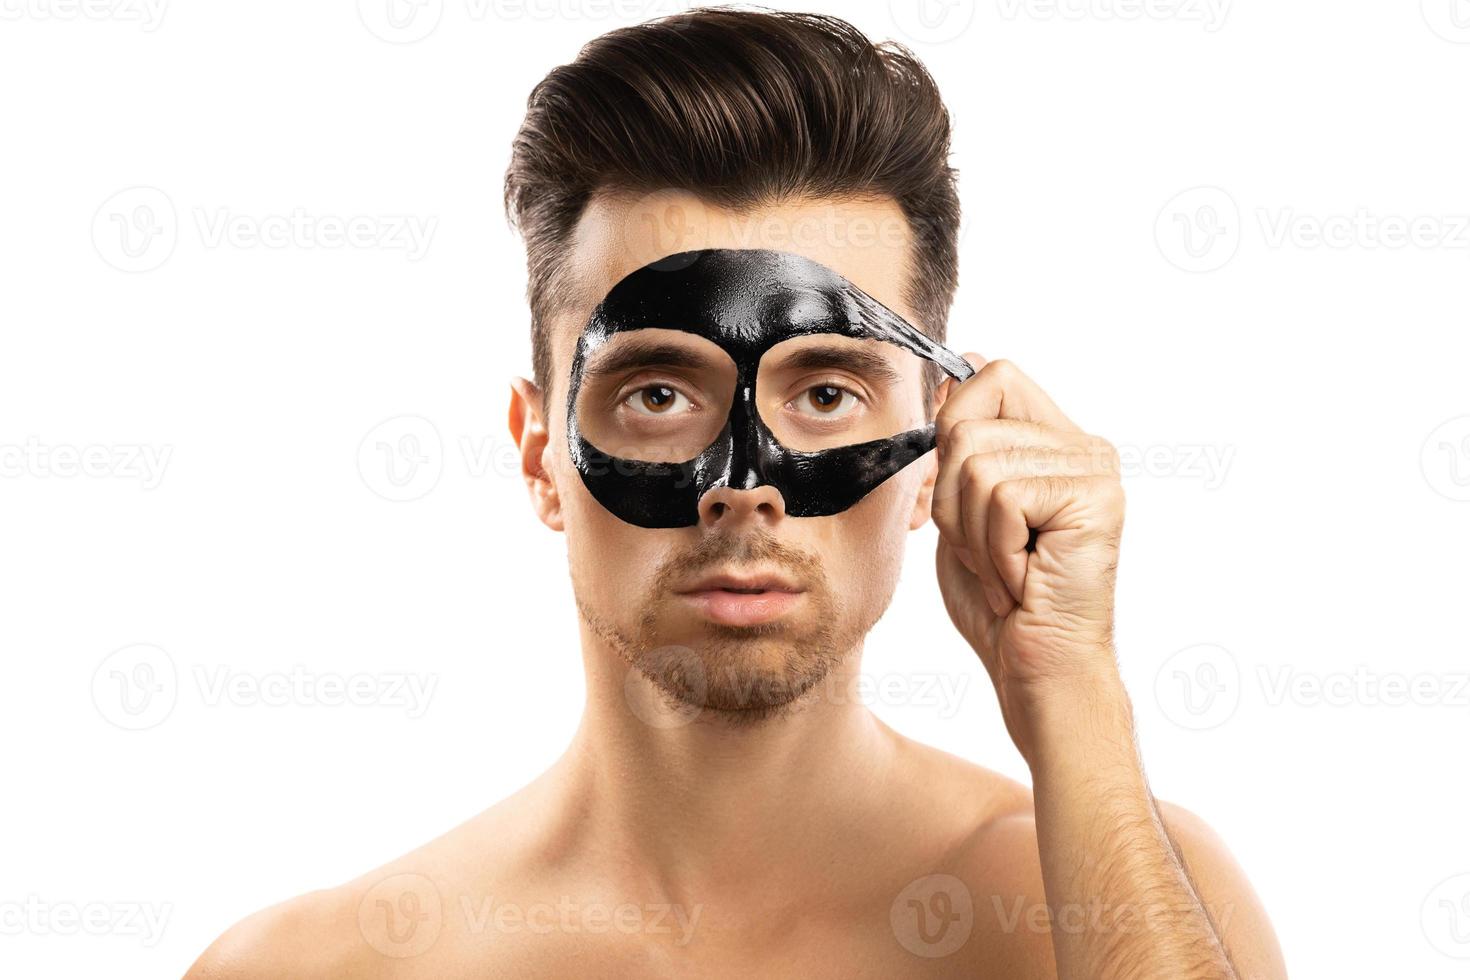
503, 10, 961, 724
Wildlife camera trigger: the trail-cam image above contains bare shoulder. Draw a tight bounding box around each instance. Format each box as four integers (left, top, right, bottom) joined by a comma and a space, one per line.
185, 786, 550, 978
886, 728, 1033, 823
186, 833, 510, 978
1150, 800, 1288, 979
876, 732, 1052, 974
956, 795, 1286, 980
183, 885, 368, 979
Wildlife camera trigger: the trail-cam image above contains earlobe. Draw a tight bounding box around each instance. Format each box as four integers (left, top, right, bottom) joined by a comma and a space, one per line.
508, 377, 564, 532
910, 376, 958, 530
909, 454, 938, 530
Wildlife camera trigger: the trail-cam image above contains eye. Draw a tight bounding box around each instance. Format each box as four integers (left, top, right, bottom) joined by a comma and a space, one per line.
624, 385, 691, 416
793, 384, 859, 419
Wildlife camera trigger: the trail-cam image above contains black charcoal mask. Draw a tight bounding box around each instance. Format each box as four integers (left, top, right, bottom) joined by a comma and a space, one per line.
566, 248, 975, 528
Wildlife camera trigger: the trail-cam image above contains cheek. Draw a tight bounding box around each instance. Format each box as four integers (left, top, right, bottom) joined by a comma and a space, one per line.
556, 451, 674, 607
864, 456, 929, 531
810, 478, 913, 592
565, 506, 666, 614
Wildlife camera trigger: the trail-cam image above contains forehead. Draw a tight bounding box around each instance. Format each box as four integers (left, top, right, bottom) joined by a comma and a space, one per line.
548, 192, 918, 378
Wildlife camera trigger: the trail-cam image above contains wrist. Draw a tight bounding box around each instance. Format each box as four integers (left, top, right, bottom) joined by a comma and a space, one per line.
1014, 659, 1139, 776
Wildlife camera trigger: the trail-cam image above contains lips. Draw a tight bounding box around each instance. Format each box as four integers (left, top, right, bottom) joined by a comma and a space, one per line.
674, 570, 806, 627
677, 571, 802, 595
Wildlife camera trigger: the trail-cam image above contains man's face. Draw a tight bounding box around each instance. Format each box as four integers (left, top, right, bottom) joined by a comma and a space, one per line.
534, 192, 938, 722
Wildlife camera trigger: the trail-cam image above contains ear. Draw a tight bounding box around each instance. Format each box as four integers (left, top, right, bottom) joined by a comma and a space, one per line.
508, 376, 564, 532
908, 373, 960, 531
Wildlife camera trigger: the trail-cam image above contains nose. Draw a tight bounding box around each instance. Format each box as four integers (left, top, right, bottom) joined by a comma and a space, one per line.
697, 483, 787, 529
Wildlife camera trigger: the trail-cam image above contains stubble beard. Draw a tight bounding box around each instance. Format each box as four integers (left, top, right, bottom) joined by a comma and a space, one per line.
577, 528, 875, 727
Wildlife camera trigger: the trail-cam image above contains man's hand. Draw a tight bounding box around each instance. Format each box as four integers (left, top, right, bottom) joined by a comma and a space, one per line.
929, 355, 1283, 979
931, 354, 1127, 764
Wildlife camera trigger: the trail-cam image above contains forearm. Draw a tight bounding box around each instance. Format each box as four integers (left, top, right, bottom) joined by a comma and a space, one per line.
1025, 667, 1238, 980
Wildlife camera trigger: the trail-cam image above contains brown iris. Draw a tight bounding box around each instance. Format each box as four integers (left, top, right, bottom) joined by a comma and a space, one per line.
806, 385, 844, 413
640, 386, 677, 413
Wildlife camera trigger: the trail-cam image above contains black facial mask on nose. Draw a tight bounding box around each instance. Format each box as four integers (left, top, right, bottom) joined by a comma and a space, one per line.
566, 248, 975, 528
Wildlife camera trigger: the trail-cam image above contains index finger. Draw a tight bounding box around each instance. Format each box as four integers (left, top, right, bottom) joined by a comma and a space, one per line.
936, 354, 1082, 442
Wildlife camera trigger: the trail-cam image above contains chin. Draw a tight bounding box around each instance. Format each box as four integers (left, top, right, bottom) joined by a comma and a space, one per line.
641, 646, 835, 726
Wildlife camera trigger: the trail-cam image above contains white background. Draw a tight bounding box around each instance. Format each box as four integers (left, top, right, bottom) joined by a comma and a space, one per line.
2, 1, 1468, 976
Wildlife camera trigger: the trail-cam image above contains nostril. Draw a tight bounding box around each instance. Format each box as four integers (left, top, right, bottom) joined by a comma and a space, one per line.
698, 485, 786, 524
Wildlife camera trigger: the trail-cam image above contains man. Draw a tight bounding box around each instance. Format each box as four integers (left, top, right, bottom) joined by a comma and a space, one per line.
188, 10, 1285, 978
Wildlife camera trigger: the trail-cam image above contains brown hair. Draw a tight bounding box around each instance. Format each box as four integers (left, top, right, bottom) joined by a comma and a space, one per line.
504, 7, 960, 400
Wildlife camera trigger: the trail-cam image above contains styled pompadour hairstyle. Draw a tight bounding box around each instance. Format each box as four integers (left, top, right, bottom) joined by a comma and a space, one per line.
504, 7, 961, 398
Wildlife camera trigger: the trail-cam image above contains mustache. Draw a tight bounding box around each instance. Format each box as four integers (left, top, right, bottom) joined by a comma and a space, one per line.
650, 528, 825, 594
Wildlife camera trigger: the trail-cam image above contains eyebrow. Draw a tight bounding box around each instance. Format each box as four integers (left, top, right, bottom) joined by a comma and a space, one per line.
769, 344, 905, 387
582, 340, 714, 382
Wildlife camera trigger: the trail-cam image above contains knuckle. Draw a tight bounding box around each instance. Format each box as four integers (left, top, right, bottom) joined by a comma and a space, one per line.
982, 358, 1018, 381
929, 494, 962, 531
959, 451, 991, 485
949, 416, 989, 449
990, 477, 1022, 508
1087, 436, 1122, 474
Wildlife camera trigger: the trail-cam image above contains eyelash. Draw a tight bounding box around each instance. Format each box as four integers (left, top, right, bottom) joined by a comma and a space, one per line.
620, 380, 697, 417
787, 378, 865, 407
617, 378, 866, 417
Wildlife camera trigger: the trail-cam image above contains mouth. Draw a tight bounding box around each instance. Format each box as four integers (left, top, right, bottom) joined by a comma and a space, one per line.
673, 571, 807, 627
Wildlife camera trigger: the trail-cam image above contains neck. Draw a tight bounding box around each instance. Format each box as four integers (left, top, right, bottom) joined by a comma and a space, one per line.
545, 622, 903, 903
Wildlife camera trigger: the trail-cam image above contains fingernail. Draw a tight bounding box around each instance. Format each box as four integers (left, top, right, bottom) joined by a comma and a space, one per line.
952, 547, 978, 574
